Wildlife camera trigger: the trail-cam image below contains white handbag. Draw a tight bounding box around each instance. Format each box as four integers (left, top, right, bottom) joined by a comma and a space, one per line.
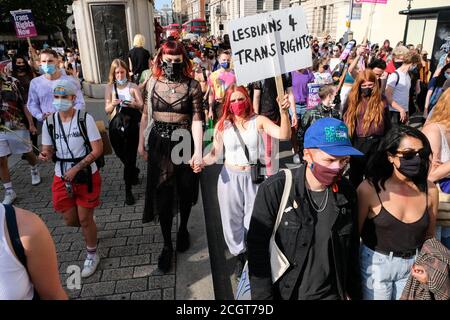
269, 169, 293, 283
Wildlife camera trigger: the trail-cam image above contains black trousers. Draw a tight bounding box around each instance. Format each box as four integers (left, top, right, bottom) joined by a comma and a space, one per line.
110, 121, 140, 190
349, 136, 381, 188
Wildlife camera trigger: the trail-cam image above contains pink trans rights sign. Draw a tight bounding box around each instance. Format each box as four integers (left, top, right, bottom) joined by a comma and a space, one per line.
10, 10, 38, 38
353, 0, 388, 4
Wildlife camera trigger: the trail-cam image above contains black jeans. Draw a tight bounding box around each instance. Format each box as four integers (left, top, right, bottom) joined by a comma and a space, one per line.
110, 120, 140, 190
350, 136, 381, 188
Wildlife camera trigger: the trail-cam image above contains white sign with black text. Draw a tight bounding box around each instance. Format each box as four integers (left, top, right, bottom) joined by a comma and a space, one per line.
229, 6, 313, 86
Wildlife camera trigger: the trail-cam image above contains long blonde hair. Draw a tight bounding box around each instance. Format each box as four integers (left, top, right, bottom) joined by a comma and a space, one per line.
344, 69, 384, 137
108, 59, 131, 84
428, 89, 450, 128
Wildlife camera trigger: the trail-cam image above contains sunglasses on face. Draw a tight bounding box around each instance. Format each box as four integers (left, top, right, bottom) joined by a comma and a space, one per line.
395, 149, 426, 160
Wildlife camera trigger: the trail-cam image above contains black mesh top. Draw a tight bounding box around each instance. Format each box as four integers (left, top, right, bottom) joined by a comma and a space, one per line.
151, 77, 204, 123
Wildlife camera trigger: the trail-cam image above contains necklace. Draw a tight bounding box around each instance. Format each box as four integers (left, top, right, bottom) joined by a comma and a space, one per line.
306, 186, 329, 213
162, 78, 183, 94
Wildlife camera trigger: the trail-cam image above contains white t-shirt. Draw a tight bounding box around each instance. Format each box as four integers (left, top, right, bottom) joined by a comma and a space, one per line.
387, 70, 411, 112
42, 111, 101, 177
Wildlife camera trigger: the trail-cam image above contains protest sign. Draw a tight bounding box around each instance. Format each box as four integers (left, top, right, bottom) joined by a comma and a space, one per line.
10, 10, 38, 38
229, 6, 312, 92
307, 83, 321, 109
52, 47, 65, 56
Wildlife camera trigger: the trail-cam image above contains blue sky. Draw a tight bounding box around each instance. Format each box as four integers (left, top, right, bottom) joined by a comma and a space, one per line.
155, 0, 171, 10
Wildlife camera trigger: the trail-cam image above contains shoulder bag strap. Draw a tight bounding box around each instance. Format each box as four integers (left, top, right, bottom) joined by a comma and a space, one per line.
272, 169, 293, 238
4, 204, 27, 268
4, 204, 40, 300
57, 112, 76, 160
231, 122, 250, 163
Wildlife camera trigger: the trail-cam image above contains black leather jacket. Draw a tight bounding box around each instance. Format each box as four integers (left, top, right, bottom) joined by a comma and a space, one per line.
247, 165, 362, 300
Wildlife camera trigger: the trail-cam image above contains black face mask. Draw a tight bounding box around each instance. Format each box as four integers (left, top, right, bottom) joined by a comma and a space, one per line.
394, 61, 403, 69
162, 61, 183, 81
360, 87, 373, 97
16, 66, 27, 72
397, 155, 422, 179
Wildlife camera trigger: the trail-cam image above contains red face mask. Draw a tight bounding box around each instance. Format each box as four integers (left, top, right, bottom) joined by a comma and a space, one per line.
230, 100, 247, 116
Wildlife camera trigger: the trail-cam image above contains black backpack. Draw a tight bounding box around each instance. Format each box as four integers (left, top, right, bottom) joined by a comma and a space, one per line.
46, 110, 105, 169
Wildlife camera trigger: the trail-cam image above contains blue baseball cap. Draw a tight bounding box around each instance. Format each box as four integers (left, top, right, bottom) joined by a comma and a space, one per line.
304, 118, 363, 157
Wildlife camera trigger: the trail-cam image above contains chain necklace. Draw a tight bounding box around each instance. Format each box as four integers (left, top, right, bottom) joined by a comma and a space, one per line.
162, 78, 183, 94
306, 186, 329, 213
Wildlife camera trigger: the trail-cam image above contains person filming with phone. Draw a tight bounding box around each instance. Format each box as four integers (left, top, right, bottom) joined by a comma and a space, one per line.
105, 59, 143, 205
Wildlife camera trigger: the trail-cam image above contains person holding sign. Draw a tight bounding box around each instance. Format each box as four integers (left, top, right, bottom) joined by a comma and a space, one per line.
251, 74, 296, 175
200, 85, 291, 279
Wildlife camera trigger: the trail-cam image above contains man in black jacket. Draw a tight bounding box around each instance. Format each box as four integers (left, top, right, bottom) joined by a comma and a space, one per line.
247, 118, 362, 300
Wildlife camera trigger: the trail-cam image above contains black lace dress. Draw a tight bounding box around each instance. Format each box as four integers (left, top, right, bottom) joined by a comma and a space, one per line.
143, 77, 203, 223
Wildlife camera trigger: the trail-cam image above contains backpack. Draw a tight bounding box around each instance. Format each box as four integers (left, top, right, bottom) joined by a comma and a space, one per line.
46, 110, 105, 169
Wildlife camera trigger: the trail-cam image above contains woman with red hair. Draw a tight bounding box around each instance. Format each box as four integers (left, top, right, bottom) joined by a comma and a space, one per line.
343, 69, 391, 187
201, 85, 291, 278
138, 40, 203, 273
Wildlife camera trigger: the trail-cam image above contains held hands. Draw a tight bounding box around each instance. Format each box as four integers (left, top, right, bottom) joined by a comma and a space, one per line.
189, 153, 204, 173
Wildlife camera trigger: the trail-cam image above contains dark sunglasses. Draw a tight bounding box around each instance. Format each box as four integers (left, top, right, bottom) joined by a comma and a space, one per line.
395, 149, 426, 160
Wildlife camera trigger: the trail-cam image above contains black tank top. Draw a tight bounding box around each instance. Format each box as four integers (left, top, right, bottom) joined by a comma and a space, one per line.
361, 191, 430, 253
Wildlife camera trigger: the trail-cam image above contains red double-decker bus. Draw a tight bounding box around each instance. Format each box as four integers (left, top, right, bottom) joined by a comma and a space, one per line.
164, 23, 181, 37
183, 19, 208, 35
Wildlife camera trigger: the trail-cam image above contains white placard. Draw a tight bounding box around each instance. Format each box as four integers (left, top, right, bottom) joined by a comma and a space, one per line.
229, 6, 313, 86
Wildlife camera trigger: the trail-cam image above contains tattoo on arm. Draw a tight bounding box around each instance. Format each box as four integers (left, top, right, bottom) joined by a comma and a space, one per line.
74, 153, 95, 170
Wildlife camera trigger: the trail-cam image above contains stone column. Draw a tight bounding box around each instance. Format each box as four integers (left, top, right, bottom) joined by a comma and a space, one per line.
72, 0, 155, 98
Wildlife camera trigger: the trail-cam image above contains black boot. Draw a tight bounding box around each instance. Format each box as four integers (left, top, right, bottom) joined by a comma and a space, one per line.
176, 229, 190, 253
158, 245, 173, 273
125, 188, 135, 205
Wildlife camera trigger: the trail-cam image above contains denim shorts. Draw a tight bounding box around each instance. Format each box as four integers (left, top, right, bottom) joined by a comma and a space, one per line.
360, 244, 416, 300
289, 103, 307, 120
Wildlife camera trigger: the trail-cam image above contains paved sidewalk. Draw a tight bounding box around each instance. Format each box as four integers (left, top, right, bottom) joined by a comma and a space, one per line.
8, 153, 213, 300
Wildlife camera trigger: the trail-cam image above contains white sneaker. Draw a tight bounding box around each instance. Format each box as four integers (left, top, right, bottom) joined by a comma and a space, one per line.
293, 154, 301, 164
2, 189, 17, 205
81, 255, 100, 278
31, 169, 41, 186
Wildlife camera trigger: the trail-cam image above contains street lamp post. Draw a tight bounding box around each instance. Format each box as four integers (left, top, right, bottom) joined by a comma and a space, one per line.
403, 0, 413, 44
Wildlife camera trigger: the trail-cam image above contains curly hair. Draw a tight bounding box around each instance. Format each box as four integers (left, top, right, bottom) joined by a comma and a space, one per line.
343, 69, 385, 137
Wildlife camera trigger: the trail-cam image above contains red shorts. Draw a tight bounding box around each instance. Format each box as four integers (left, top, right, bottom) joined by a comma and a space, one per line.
52, 171, 101, 213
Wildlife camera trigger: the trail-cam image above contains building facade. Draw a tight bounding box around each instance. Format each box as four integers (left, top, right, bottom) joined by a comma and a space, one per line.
187, 0, 210, 20
209, 0, 290, 36
173, 0, 189, 24
291, 0, 450, 48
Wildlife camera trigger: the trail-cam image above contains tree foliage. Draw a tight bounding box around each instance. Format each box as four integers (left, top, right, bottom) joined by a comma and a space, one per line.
0, 0, 72, 34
